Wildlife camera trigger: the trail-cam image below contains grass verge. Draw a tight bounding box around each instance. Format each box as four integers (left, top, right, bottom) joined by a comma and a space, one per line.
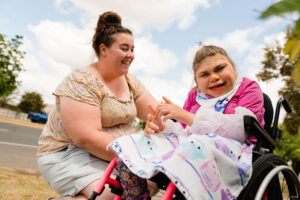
0, 168, 58, 200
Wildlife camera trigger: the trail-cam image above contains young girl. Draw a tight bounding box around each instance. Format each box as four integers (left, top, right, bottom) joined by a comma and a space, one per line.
108, 45, 265, 200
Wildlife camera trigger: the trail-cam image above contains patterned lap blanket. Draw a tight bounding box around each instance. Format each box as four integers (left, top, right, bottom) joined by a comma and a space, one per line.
108, 130, 253, 200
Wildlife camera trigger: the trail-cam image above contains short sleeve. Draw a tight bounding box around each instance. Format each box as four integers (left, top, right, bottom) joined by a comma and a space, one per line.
126, 73, 146, 100
54, 68, 103, 106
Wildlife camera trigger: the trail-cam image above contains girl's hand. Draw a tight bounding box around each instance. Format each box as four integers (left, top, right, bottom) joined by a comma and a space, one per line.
144, 105, 165, 138
156, 96, 195, 126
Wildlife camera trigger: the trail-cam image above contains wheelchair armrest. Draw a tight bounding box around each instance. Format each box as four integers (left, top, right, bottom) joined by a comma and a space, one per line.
243, 115, 276, 149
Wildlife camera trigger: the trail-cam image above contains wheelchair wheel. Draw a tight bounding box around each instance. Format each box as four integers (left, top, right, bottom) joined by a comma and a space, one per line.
238, 154, 300, 200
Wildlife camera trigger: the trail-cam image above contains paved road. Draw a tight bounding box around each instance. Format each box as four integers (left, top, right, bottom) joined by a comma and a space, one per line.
0, 121, 42, 170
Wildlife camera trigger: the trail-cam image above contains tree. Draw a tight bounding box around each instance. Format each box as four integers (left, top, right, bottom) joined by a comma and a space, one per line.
257, 37, 300, 176
260, 0, 300, 83
0, 34, 25, 99
18, 92, 46, 113
257, 38, 300, 135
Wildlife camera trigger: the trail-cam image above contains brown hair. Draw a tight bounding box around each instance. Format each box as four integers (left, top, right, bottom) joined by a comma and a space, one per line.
192, 45, 235, 76
92, 11, 132, 57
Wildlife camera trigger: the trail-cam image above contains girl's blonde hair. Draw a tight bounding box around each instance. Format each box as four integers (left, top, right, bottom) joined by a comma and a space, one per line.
192, 45, 235, 82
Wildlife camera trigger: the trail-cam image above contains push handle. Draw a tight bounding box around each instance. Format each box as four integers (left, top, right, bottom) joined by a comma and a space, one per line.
282, 97, 292, 113
272, 97, 292, 138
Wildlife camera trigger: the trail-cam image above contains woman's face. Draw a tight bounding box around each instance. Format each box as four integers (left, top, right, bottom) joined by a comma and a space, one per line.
195, 54, 237, 98
102, 33, 135, 75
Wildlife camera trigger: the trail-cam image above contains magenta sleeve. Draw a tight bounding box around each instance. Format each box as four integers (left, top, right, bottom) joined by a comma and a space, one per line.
237, 80, 265, 127
181, 87, 198, 128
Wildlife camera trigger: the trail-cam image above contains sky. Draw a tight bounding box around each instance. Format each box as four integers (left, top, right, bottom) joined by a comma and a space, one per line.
0, 0, 293, 113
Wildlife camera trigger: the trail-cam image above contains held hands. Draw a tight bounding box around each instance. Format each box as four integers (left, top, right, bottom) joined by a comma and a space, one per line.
157, 96, 186, 122
144, 105, 165, 138
159, 96, 195, 126
144, 96, 191, 137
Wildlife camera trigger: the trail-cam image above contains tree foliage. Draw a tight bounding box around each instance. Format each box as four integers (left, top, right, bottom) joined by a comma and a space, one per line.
260, 0, 300, 83
274, 125, 300, 175
275, 129, 300, 161
18, 92, 46, 113
132, 119, 146, 131
0, 34, 25, 98
257, 39, 300, 135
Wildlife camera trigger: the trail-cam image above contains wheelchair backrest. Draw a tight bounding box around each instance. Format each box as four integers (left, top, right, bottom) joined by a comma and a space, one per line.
263, 93, 274, 135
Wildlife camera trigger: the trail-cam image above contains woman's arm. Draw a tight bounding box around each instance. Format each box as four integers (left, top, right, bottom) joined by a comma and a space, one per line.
134, 89, 160, 121
60, 96, 115, 161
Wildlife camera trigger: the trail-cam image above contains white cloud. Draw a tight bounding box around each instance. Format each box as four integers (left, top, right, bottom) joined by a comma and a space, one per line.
19, 53, 63, 105
56, 0, 212, 33
204, 26, 264, 56
264, 31, 286, 46
19, 34, 74, 105
138, 72, 193, 107
131, 35, 179, 75
185, 44, 199, 67
19, 19, 99, 105
28, 20, 95, 69
257, 79, 286, 123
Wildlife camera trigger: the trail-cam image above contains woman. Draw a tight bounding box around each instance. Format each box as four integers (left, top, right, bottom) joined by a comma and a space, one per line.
37, 11, 159, 200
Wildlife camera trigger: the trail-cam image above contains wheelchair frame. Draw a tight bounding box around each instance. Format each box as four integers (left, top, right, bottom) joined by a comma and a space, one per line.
89, 95, 300, 200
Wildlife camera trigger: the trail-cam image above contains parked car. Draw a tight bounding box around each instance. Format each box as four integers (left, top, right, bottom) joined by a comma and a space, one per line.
27, 112, 48, 124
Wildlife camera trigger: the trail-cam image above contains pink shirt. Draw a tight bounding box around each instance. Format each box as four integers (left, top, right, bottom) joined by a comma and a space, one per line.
182, 77, 265, 142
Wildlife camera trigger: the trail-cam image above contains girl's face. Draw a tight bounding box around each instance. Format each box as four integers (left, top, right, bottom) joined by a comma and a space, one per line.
102, 33, 135, 75
195, 54, 237, 98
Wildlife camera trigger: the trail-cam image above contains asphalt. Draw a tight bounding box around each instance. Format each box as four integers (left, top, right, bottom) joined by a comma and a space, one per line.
0, 119, 43, 174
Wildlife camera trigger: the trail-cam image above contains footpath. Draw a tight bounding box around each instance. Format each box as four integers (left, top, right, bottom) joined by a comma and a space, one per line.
0, 115, 44, 130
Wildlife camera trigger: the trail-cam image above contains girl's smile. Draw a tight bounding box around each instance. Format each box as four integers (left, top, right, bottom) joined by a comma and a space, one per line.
209, 82, 226, 91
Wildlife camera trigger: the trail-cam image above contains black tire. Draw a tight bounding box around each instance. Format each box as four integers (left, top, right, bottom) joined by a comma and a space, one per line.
238, 154, 300, 200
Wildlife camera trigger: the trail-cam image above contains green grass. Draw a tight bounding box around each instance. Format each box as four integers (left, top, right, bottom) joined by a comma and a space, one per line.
0, 168, 58, 200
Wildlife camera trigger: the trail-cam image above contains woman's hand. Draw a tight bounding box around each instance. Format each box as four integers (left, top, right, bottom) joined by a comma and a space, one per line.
144, 105, 165, 138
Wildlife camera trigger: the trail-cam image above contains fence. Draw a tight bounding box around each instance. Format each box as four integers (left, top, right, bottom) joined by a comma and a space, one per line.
0, 108, 28, 121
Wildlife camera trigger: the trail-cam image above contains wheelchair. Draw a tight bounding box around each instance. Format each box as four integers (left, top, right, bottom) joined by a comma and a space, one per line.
89, 94, 300, 200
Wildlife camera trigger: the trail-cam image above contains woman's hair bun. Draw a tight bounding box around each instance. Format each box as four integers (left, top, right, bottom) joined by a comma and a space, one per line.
93, 11, 132, 57
99, 11, 122, 28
